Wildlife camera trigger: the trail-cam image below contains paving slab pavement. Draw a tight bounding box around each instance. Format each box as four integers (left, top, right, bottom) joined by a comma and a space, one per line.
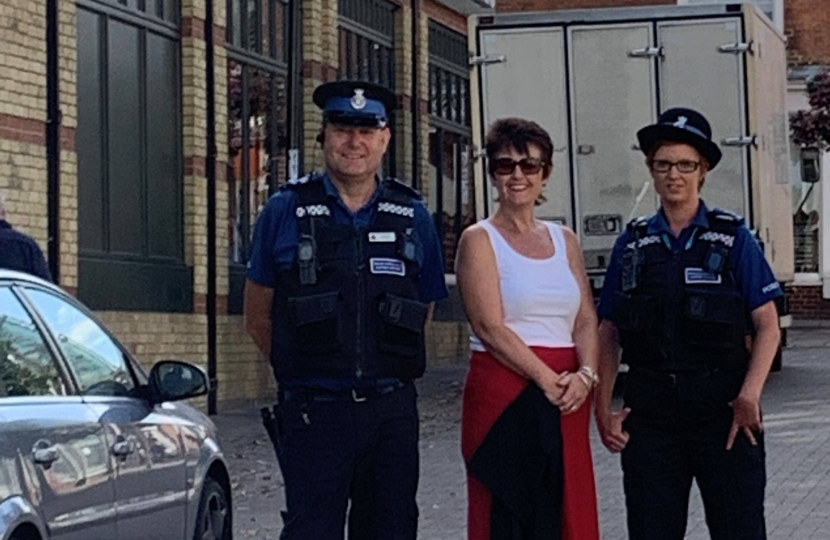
215, 328, 830, 539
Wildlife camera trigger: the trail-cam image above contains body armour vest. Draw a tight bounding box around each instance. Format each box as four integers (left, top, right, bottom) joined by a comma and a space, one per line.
611, 209, 750, 371
270, 175, 429, 382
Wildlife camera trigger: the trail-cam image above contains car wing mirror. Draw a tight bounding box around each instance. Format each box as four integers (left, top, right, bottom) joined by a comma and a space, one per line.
148, 360, 208, 405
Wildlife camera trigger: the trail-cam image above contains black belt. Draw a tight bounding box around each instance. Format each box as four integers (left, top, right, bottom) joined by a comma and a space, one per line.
628, 366, 743, 386
279, 381, 406, 404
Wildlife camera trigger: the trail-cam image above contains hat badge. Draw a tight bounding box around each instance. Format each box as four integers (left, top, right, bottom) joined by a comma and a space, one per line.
351, 89, 367, 110
673, 116, 688, 129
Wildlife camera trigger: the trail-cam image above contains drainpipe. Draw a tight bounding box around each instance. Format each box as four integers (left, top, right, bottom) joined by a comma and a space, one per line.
411, 0, 421, 189
46, 0, 61, 282
205, 0, 218, 415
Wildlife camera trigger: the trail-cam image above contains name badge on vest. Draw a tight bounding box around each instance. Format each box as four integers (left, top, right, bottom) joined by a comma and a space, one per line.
684, 267, 722, 285
370, 257, 406, 276
369, 232, 396, 243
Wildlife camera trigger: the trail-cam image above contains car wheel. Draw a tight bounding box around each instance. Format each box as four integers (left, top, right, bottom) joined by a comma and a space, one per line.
194, 476, 231, 540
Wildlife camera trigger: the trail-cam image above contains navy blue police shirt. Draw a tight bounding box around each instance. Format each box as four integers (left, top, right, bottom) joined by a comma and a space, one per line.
247, 173, 449, 390
0, 220, 52, 282
597, 201, 783, 322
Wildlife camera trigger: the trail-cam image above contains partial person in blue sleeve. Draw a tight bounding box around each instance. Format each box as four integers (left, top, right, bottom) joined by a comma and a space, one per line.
0, 192, 52, 282
243, 79, 448, 540
594, 108, 781, 540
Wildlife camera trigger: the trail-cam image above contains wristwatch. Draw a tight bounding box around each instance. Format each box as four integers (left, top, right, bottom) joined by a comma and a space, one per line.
578, 366, 600, 388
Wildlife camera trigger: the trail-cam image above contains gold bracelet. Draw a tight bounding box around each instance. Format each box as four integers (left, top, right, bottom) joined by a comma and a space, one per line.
576, 371, 593, 389
578, 365, 599, 388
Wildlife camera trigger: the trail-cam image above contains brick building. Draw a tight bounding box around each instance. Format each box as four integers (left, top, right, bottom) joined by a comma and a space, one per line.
0, 0, 488, 412
783, 0, 830, 319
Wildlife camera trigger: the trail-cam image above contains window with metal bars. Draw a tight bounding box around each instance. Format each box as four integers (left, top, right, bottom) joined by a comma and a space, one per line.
428, 21, 473, 274
428, 21, 470, 130
87, 0, 179, 24
338, 0, 398, 177
226, 0, 293, 313
226, 0, 291, 62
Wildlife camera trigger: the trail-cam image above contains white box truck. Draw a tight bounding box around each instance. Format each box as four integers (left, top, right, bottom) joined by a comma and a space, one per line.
467, 2, 793, 365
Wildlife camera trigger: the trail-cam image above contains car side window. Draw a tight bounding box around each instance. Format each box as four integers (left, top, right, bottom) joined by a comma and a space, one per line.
0, 287, 67, 397
24, 289, 135, 397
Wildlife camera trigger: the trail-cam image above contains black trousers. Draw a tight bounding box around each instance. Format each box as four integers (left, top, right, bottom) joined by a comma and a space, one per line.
621, 368, 766, 540
274, 382, 419, 540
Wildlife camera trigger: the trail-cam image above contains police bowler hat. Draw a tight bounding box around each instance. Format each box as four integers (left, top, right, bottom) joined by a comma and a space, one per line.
636, 108, 723, 170
313, 80, 397, 129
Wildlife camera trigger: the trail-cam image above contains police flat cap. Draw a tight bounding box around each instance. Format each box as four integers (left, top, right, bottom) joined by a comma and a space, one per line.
313, 80, 397, 128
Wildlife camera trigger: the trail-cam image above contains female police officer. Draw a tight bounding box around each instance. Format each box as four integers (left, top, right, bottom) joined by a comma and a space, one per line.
594, 108, 782, 540
244, 80, 448, 539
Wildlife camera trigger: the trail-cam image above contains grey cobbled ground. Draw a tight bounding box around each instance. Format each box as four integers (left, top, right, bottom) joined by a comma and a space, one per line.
214, 327, 830, 539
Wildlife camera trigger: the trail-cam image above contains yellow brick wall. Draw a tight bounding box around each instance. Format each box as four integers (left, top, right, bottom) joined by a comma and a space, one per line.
58, 0, 77, 129
418, 12, 432, 198
217, 316, 277, 404
59, 149, 78, 287
0, 1, 77, 287
0, 4, 47, 122
58, 1, 78, 290
214, 44, 230, 297
427, 321, 470, 365
0, 0, 470, 413
0, 140, 47, 242
0, 1, 49, 253
301, 0, 340, 172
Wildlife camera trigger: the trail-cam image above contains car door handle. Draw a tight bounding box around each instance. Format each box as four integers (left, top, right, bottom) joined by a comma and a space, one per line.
32, 441, 60, 468
111, 438, 136, 458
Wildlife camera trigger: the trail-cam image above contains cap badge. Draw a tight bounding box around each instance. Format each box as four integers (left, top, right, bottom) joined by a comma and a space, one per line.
673, 116, 688, 129
351, 89, 366, 110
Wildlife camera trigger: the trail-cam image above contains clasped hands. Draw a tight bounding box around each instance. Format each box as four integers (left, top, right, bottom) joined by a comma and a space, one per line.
540, 368, 592, 415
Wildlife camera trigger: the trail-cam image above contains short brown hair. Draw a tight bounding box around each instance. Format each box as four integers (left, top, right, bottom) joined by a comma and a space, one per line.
485, 118, 554, 178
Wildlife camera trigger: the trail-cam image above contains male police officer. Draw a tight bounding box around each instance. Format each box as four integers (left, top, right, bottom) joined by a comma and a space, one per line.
594, 108, 781, 540
244, 80, 448, 539
0, 192, 52, 281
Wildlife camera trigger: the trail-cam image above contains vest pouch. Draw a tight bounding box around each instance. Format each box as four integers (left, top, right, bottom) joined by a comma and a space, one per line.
376, 293, 427, 358
288, 291, 343, 356
612, 292, 661, 366
612, 292, 656, 334
680, 290, 743, 352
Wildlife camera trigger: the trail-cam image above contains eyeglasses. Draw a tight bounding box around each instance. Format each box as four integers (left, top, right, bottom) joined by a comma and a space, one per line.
650, 159, 700, 173
491, 157, 546, 176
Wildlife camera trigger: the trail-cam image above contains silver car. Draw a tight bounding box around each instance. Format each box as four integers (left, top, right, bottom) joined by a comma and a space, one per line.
0, 270, 231, 540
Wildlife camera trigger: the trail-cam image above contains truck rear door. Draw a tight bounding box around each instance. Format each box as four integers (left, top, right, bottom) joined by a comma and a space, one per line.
657, 17, 749, 216
475, 28, 572, 225
569, 23, 658, 273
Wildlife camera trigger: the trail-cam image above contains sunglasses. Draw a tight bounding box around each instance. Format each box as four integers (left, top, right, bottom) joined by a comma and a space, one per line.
491, 157, 546, 176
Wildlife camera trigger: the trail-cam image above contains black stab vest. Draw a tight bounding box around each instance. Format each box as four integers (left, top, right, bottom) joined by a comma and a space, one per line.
270, 175, 429, 382
611, 209, 750, 371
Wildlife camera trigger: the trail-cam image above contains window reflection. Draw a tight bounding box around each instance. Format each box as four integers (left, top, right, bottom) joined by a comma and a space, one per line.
428, 23, 473, 274
0, 288, 65, 397
791, 145, 821, 273
227, 59, 287, 264
228, 0, 290, 60
428, 132, 474, 273
45, 433, 111, 495
24, 289, 134, 396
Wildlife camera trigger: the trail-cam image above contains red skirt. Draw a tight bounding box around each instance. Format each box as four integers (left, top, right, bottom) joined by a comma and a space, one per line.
461, 347, 600, 540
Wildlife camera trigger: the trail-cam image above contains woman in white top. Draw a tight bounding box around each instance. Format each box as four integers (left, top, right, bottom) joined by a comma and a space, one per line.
456, 118, 601, 540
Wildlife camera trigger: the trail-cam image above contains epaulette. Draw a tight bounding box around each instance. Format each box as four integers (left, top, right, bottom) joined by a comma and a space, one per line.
382, 177, 423, 201
708, 207, 745, 225
282, 171, 324, 191
626, 214, 651, 233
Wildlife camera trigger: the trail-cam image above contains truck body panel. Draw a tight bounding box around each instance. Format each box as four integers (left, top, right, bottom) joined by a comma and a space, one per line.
469, 2, 793, 285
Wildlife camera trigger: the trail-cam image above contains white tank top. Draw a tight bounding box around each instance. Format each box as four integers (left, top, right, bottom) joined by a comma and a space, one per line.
469, 219, 582, 351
